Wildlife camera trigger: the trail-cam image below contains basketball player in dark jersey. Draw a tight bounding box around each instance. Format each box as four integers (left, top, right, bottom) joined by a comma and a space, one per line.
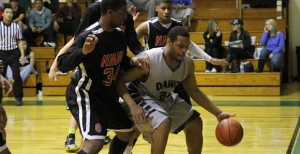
48, 1, 144, 152
57, 0, 137, 153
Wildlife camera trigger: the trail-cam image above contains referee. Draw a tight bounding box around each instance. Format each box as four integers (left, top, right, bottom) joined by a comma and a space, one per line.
0, 6, 25, 106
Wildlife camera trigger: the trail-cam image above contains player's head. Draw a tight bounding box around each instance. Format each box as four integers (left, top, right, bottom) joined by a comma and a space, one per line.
156, 0, 173, 24
265, 19, 277, 33
100, 0, 127, 28
2, 7, 13, 22
166, 26, 190, 62
207, 19, 219, 35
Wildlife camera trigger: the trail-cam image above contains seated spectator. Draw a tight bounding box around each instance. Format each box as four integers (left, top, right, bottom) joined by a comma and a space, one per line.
256, 19, 284, 72
6, 40, 36, 82
53, 0, 81, 43
225, 19, 253, 73
203, 19, 223, 73
15, 0, 31, 13
126, 0, 156, 19
23, 0, 56, 47
171, 0, 194, 31
43, 0, 59, 15
10, 0, 27, 32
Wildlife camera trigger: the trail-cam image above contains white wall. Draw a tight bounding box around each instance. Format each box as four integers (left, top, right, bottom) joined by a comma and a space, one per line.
289, 0, 300, 79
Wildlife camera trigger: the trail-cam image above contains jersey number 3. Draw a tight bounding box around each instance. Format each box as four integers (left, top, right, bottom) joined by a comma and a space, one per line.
103, 65, 120, 86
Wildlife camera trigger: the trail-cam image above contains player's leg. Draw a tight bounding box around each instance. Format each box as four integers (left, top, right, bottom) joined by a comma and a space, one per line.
151, 118, 171, 154
66, 83, 106, 154
137, 100, 172, 154
65, 115, 79, 152
124, 129, 140, 154
167, 95, 202, 154
108, 101, 135, 154
183, 117, 203, 154
0, 132, 11, 154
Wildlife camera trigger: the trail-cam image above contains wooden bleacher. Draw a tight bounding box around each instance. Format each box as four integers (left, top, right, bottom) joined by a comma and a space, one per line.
195, 72, 280, 96
41, 73, 71, 96
18, 0, 285, 97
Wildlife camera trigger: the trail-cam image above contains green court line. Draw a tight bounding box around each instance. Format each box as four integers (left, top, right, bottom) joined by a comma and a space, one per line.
287, 117, 300, 154
293, 130, 300, 154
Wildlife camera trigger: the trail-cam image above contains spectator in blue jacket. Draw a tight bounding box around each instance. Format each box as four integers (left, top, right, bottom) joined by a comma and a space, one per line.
256, 19, 284, 72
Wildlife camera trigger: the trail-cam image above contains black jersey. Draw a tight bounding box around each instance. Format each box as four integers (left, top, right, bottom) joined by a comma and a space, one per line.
147, 17, 182, 49
57, 27, 127, 94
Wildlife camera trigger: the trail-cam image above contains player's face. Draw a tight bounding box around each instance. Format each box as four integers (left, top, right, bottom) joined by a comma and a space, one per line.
169, 36, 190, 62
110, 5, 127, 28
156, 3, 173, 24
3, 8, 13, 22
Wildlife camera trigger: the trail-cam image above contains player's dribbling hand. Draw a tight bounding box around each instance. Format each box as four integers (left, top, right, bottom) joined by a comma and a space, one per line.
217, 112, 236, 122
82, 34, 98, 55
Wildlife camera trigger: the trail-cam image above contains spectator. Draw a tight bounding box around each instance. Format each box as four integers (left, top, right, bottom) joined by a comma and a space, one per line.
126, 0, 156, 19
256, 19, 284, 72
53, 0, 81, 43
23, 0, 56, 47
14, 0, 31, 13
6, 40, 36, 82
203, 19, 223, 73
43, 0, 59, 14
0, 7, 25, 106
225, 19, 253, 73
171, 0, 194, 31
10, 0, 27, 32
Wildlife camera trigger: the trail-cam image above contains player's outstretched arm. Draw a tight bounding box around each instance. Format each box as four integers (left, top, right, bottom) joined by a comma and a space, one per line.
48, 37, 75, 81
189, 41, 228, 67
135, 21, 148, 41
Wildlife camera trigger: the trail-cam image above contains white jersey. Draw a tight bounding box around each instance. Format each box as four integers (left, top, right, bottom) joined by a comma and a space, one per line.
136, 47, 191, 101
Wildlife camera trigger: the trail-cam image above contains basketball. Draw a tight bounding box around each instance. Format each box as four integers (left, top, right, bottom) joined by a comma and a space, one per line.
215, 118, 243, 146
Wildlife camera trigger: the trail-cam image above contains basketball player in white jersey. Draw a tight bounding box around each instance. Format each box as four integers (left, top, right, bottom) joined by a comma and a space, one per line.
117, 26, 235, 154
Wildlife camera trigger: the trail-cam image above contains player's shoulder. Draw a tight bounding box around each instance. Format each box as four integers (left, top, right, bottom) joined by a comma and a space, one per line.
148, 17, 159, 24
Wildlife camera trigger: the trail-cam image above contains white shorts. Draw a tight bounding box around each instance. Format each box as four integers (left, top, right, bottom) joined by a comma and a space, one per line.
133, 92, 199, 142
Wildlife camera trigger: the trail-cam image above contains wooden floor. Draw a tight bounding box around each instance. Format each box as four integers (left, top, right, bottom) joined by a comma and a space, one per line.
2, 82, 300, 154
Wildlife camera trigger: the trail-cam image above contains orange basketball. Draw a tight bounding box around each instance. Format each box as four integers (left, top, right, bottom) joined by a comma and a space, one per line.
215, 118, 243, 146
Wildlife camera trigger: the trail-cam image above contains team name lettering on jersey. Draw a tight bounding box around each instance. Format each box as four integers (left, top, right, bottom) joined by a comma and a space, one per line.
155, 35, 168, 47
101, 51, 124, 67
156, 80, 180, 91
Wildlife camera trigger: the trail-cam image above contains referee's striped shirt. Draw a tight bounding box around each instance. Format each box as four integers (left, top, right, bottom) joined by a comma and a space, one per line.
0, 20, 22, 51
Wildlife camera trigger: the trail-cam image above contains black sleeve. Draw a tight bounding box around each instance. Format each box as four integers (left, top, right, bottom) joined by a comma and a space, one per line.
75, 2, 101, 36
57, 31, 89, 72
212, 33, 222, 47
125, 13, 144, 55
242, 30, 252, 50
203, 31, 212, 48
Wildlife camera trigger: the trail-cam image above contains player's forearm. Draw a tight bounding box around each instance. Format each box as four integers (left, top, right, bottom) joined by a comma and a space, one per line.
189, 41, 212, 62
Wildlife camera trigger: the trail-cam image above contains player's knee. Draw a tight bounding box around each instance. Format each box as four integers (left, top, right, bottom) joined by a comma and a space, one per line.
83, 139, 103, 153
115, 131, 134, 142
